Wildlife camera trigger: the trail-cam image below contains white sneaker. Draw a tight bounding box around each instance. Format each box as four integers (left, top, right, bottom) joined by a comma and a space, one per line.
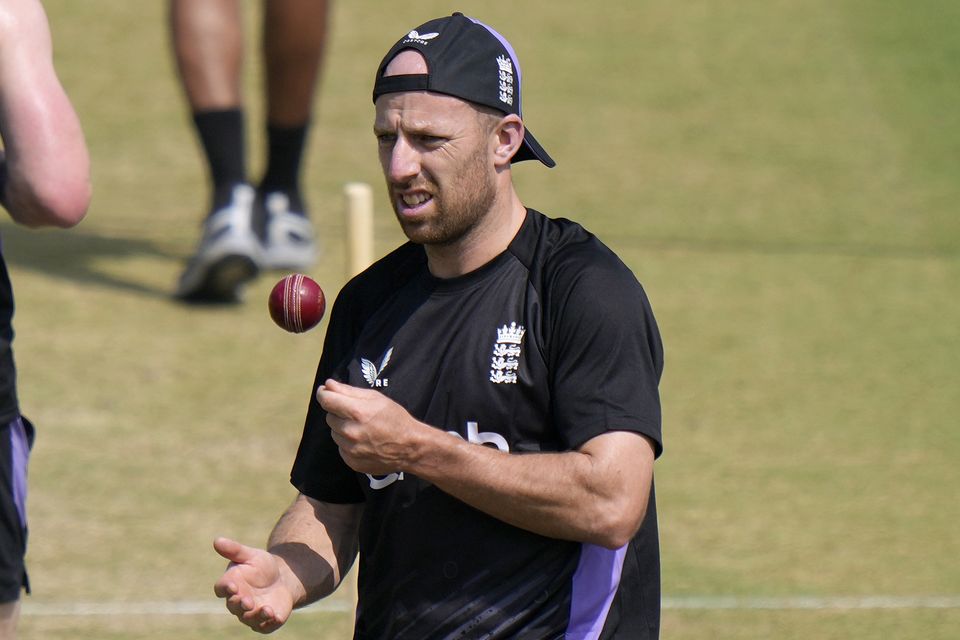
176, 183, 263, 302
261, 192, 318, 270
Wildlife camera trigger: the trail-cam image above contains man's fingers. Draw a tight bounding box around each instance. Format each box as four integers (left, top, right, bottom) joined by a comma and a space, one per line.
326, 413, 346, 435
316, 381, 355, 417
213, 577, 238, 599
319, 378, 372, 402
322, 378, 351, 393
258, 605, 280, 628
213, 537, 262, 610
226, 594, 250, 617
236, 604, 281, 634
214, 574, 253, 616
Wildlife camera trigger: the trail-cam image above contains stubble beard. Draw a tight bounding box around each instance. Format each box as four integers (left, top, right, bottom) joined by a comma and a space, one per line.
391, 144, 497, 248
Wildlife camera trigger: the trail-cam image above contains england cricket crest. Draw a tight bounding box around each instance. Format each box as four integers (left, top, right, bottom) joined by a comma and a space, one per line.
489, 322, 524, 384
496, 55, 515, 107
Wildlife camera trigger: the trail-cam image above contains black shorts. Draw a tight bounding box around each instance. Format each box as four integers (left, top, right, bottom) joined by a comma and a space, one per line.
0, 416, 32, 602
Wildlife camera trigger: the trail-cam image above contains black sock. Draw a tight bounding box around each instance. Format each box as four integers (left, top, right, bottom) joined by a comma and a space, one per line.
193, 109, 246, 211
259, 123, 309, 214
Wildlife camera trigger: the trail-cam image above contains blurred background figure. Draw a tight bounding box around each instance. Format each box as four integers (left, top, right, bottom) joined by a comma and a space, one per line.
0, 0, 92, 635
170, 0, 330, 303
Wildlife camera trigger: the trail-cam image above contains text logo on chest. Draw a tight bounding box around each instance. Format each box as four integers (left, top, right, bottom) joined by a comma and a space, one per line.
361, 347, 393, 388
366, 421, 509, 490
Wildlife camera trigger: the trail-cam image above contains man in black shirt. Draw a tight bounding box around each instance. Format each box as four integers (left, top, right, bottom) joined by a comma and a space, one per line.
215, 13, 664, 639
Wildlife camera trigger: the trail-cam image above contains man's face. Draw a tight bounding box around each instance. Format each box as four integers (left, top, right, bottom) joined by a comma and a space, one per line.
373, 91, 497, 247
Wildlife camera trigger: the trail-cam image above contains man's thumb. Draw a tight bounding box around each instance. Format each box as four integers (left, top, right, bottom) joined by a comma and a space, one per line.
213, 537, 256, 564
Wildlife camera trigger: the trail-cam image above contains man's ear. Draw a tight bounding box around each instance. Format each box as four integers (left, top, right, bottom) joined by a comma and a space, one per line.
493, 114, 524, 167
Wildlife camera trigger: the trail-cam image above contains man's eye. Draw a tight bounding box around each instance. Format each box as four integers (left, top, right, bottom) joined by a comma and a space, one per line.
416, 135, 445, 147
376, 134, 396, 146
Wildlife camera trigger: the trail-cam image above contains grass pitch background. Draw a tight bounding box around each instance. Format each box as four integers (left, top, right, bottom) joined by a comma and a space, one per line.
1, 1, 956, 638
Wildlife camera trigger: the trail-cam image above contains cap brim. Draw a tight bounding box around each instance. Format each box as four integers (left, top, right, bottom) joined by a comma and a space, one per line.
513, 128, 556, 167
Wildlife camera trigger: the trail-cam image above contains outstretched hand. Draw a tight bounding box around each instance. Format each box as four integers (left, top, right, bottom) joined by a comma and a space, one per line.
213, 537, 295, 634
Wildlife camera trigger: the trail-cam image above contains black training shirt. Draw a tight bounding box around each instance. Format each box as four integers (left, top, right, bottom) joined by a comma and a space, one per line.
292, 209, 663, 639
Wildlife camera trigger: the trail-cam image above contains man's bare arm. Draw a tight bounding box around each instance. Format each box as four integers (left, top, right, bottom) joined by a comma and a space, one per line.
214, 494, 363, 633
0, 0, 91, 227
267, 493, 363, 605
319, 379, 655, 549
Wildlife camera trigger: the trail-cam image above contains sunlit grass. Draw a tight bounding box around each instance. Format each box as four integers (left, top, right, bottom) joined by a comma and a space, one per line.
4, 1, 957, 638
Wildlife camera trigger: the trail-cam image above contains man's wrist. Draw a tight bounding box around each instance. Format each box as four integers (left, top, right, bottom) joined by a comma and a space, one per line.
269, 551, 308, 610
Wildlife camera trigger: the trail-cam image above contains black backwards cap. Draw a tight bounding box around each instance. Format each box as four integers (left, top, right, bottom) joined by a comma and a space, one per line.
373, 12, 555, 168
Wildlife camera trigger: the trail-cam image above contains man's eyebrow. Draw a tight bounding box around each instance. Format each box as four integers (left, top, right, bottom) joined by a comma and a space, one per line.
372, 120, 401, 136
373, 119, 441, 136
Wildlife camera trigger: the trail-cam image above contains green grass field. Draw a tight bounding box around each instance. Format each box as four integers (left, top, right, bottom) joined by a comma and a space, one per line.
3, 1, 957, 638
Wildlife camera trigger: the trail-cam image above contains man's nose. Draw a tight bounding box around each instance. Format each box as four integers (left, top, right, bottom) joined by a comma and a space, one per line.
386, 136, 419, 183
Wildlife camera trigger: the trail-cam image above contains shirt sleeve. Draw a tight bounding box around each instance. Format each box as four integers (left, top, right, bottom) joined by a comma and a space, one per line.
289, 242, 428, 501
290, 284, 365, 503
545, 243, 664, 455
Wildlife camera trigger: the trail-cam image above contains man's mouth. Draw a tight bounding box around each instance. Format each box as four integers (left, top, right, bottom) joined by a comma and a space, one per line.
402, 192, 431, 207
396, 190, 433, 214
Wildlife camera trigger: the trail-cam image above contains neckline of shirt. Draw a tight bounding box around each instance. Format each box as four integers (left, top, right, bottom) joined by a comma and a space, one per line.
421, 248, 515, 295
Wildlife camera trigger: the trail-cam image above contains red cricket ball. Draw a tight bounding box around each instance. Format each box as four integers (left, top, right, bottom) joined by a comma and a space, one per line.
268, 274, 326, 333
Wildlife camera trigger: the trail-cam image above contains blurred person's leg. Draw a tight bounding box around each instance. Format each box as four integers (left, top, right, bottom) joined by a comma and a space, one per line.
170, 0, 246, 209
170, 0, 260, 302
257, 0, 330, 270
0, 601, 19, 639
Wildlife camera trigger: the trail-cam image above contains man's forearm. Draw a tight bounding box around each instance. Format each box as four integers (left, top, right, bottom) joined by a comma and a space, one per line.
319, 381, 655, 549
267, 494, 362, 607
409, 429, 655, 549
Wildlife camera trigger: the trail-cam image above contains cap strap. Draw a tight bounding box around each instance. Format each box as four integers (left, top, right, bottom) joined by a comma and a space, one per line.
373, 74, 430, 102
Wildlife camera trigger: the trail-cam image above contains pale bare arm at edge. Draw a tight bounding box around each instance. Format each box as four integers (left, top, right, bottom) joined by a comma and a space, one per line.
320, 379, 656, 550
0, 0, 91, 228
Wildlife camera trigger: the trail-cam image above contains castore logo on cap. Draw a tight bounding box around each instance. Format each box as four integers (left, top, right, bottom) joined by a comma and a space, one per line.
404, 30, 439, 45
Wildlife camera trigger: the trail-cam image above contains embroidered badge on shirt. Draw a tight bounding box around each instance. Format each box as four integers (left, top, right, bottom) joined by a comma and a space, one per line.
489, 322, 524, 384
361, 347, 393, 387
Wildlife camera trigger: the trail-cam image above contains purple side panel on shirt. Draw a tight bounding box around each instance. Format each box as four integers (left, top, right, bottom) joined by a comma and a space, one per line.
567, 543, 627, 639
10, 417, 29, 527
